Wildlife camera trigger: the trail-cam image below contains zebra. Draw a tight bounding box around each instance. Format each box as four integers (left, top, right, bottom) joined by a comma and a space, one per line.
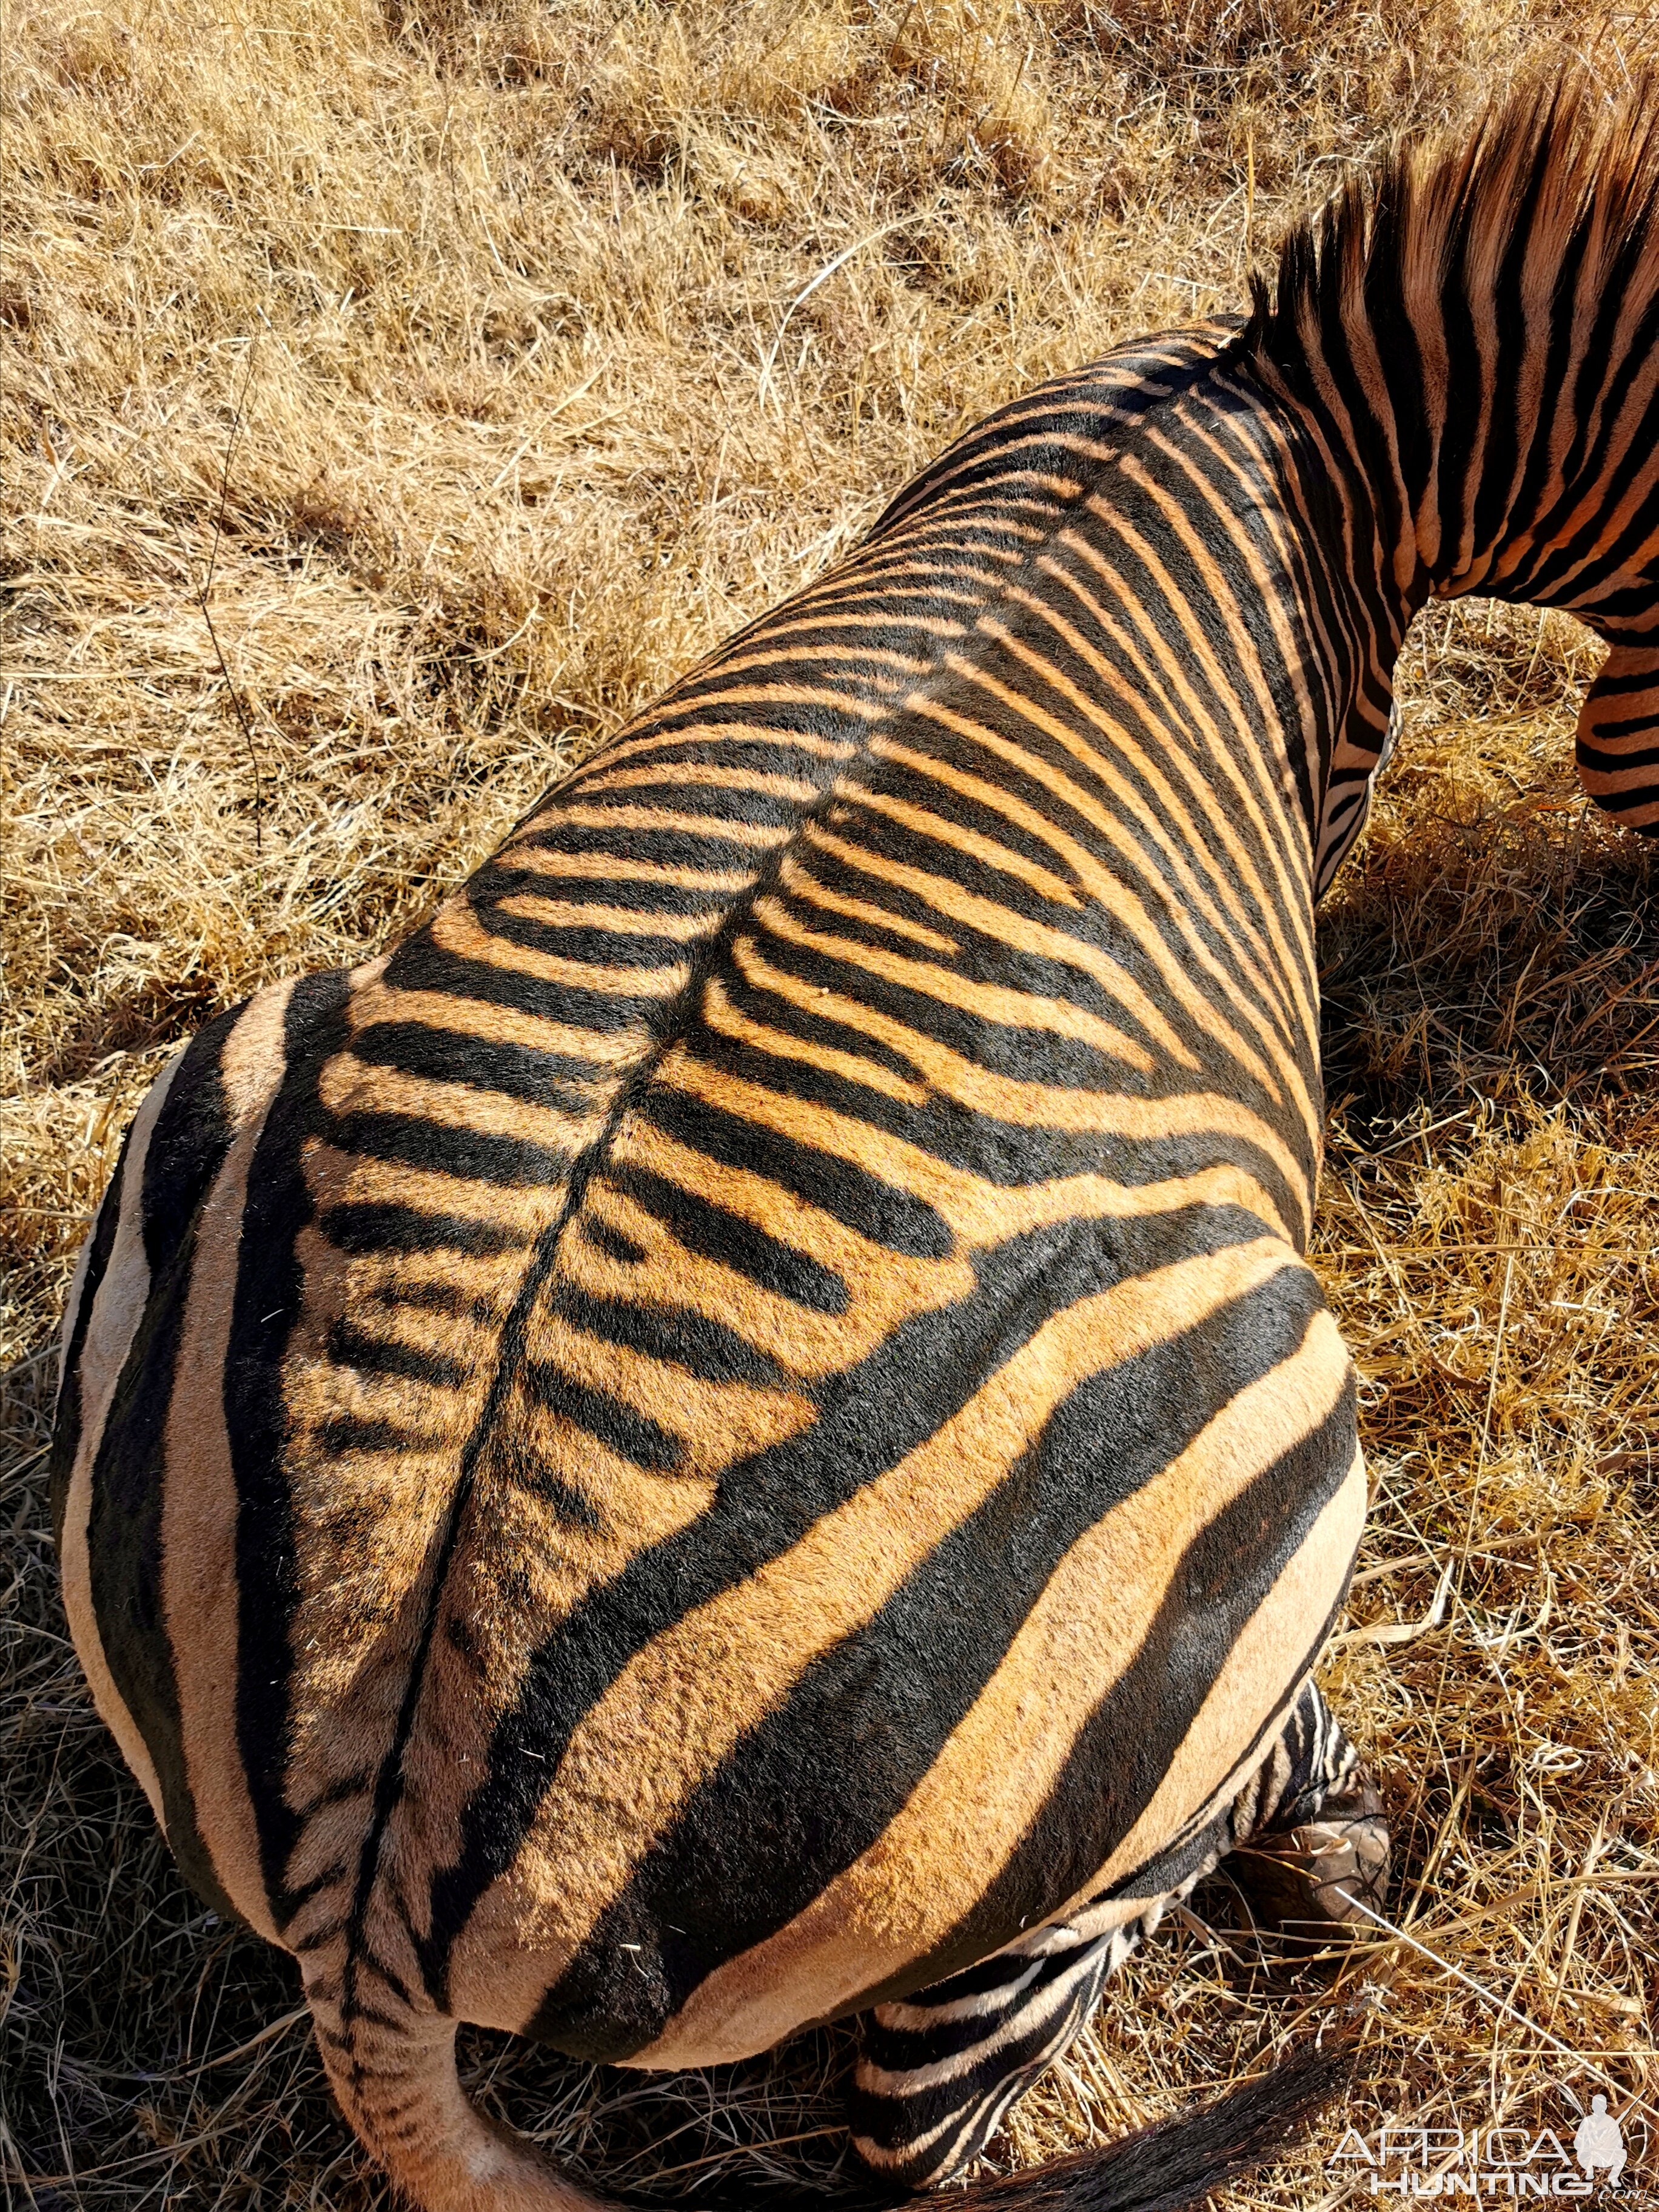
52, 78, 1655, 2212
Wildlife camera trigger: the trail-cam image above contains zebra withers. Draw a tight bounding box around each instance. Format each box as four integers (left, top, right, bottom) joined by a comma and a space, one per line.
52, 80, 1656, 2212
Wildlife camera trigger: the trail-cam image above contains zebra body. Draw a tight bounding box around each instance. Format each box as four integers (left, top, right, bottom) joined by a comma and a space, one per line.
53, 83, 1657, 2211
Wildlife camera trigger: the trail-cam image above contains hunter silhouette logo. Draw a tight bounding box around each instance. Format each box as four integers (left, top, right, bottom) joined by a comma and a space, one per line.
1332, 2093, 1648, 2197
1575, 2101, 1625, 2189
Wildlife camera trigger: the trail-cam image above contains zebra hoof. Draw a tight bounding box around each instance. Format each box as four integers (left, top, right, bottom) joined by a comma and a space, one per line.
1228, 1777, 1390, 1947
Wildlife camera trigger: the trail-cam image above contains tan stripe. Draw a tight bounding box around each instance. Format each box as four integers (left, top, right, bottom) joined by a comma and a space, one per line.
491, 840, 752, 894
1581, 789, 1659, 825
347, 949, 390, 992
726, 608, 970, 649
445, 1236, 1299, 2031
572, 764, 825, 802
316, 1049, 600, 1155
885, 457, 1080, 504
716, 642, 936, 682
429, 901, 691, 1000
860, 531, 1030, 571
283, 1348, 473, 1445
300, 1138, 563, 1243
563, 1176, 870, 1376
634, 1308, 1355, 2065
220, 978, 298, 1124
161, 987, 298, 1942
930, 1158, 1296, 1250
774, 574, 990, 615
58, 1047, 187, 1832
527, 803, 798, 847
594, 681, 886, 723
491, 895, 716, 940
571, 720, 866, 776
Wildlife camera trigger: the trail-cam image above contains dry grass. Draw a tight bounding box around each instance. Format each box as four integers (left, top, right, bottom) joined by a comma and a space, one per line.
4, 0, 1658, 2202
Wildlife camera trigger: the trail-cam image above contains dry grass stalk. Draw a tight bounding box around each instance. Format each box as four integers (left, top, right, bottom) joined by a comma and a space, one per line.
2, 0, 1656, 2203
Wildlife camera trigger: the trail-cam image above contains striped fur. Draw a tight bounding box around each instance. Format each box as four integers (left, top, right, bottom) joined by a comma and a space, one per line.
53, 79, 1657, 2211
849, 1681, 1365, 2191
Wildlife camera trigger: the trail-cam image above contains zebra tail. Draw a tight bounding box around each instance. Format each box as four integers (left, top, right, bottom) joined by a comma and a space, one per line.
310, 1976, 1348, 2212
306, 1989, 615, 2212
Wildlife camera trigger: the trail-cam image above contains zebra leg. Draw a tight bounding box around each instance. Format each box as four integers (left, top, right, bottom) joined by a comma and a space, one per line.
848, 1688, 1387, 2191
848, 1917, 1145, 2190
1224, 1680, 1389, 1938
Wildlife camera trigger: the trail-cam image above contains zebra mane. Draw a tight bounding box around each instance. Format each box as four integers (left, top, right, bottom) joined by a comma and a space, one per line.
1245, 73, 1659, 372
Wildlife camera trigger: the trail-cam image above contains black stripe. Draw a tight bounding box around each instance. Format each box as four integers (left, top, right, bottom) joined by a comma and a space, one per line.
1578, 734, 1659, 771
520, 1362, 685, 1471
226, 969, 354, 1915
606, 1163, 850, 1313
471, 855, 732, 919
139, 1002, 252, 1276
316, 1413, 445, 1457
549, 1285, 788, 1389
328, 1109, 569, 1189
512, 818, 779, 876
488, 1432, 608, 1531
1585, 659, 1659, 697
370, 1276, 507, 1323
579, 1215, 648, 1266
348, 1020, 598, 1111
638, 1084, 954, 1261
318, 1200, 529, 1258
378, 937, 656, 1032
85, 1004, 249, 1928
327, 1319, 469, 1390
